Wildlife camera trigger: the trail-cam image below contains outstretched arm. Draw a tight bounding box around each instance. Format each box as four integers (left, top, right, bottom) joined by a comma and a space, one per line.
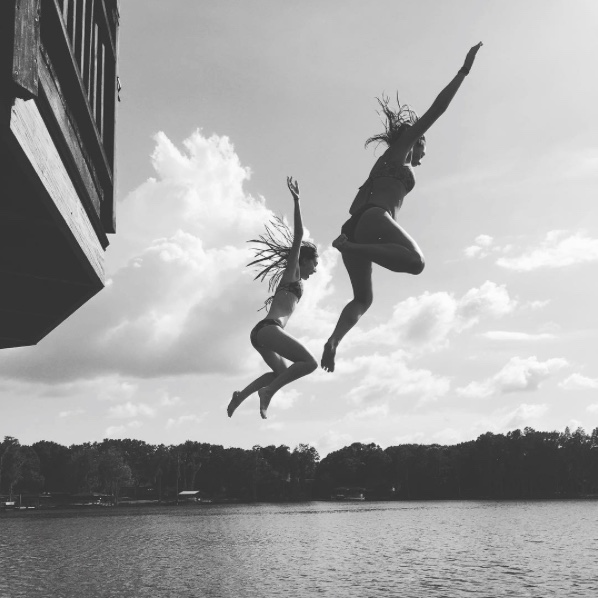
403, 42, 483, 146
284, 176, 304, 279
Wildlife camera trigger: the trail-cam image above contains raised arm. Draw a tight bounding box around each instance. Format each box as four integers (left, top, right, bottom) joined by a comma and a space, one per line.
283, 176, 304, 280
402, 42, 483, 147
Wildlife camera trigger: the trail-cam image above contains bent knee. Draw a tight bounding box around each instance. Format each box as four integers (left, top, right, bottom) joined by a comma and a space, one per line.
354, 295, 373, 312
304, 356, 318, 373
273, 363, 288, 376
409, 254, 425, 275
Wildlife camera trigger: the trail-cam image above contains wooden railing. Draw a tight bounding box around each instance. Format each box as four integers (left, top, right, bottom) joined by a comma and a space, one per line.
52, 0, 118, 166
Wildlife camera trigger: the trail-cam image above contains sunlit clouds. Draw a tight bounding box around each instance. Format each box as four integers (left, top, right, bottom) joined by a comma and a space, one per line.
496, 231, 598, 271
464, 230, 598, 272
457, 356, 569, 399
352, 281, 517, 354
480, 331, 556, 341
0, 130, 334, 383
559, 373, 598, 391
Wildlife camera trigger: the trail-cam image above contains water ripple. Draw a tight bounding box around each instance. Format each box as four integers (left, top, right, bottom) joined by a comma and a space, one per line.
1, 501, 597, 597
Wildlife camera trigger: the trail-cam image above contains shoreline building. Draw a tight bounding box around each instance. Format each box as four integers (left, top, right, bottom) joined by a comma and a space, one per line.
0, 0, 119, 348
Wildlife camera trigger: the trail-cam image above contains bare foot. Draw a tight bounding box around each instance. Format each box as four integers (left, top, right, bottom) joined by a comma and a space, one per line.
258, 387, 273, 419
321, 340, 338, 373
332, 233, 349, 252
227, 391, 242, 418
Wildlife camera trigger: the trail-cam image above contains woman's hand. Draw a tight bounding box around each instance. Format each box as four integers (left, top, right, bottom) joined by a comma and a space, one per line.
287, 176, 300, 201
461, 42, 483, 73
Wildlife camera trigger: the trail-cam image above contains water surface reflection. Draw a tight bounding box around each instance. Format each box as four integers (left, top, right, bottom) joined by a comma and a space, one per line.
1, 501, 596, 597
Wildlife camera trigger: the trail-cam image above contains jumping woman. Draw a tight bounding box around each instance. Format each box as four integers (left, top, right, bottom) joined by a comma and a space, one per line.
321, 42, 483, 373
228, 177, 319, 419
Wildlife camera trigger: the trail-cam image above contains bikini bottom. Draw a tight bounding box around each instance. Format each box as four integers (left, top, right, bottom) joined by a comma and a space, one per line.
341, 204, 392, 242
250, 318, 283, 350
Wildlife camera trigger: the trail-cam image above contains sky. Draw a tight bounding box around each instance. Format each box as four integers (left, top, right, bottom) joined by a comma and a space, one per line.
2, 0, 598, 456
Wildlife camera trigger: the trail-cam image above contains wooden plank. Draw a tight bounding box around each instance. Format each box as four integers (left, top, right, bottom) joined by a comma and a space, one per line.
12, 0, 41, 98
38, 44, 106, 232
90, 22, 97, 118
97, 39, 105, 140
9, 97, 106, 284
46, 0, 112, 183
97, 0, 116, 60
84, 0, 95, 94
78, 0, 87, 74
70, 0, 77, 47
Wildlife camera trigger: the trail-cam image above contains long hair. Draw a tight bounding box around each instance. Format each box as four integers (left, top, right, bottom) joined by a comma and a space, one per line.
365, 93, 424, 149
247, 215, 317, 295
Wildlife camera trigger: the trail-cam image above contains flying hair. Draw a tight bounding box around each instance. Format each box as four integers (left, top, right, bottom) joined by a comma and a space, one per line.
247, 216, 317, 306
365, 93, 425, 149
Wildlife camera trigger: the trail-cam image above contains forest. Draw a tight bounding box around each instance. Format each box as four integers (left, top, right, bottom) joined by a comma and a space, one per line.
1, 426, 597, 504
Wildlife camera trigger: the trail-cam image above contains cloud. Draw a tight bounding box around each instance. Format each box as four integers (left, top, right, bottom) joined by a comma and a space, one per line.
105, 420, 142, 438
496, 231, 598, 271
272, 388, 300, 411
345, 350, 451, 404
344, 403, 390, 422
58, 409, 86, 419
431, 428, 464, 446
313, 429, 353, 456
499, 403, 549, 430
560, 373, 598, 390
0, 130, 336, 383
165, 414, 205, 428
457, 356, 568, 399
355, 281, 517, 354
108, 402, 156, 419
587, 404, 598, 414
464, 234, 494, 258
160, 393, 183, 407
480, 331, 556, 341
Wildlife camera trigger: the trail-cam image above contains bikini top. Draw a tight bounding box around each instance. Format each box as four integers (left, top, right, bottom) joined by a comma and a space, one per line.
349, 154, 415, 215
261, 279, 303, 311
370, 159, 415, 193
276, 279, 303, 300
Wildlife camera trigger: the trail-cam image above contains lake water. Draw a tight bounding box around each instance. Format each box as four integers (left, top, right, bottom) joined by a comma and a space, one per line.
1, 501, 597, 598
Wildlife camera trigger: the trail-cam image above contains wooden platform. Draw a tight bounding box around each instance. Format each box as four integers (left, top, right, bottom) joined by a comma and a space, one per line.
0, 0, 119, 348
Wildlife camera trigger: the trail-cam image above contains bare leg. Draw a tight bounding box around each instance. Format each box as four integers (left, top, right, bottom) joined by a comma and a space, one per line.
333, 207, 425, 274
322, 252, 372, 372
335, 237, 424, 274
228, 372, 276, 417
254, 327, 318, 419
322, 207, 424, 372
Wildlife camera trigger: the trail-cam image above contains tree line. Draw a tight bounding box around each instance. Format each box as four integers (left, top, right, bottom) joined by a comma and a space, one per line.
1, 426, 597, 503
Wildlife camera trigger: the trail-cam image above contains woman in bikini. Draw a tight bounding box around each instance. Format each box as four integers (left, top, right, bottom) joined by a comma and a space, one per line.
228, 177, 319, 419
321, 42, 483, 373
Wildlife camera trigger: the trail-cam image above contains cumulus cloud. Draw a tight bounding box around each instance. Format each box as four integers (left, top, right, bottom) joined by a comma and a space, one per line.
559, 373, 598, 390
499, 403, 549, 430
464, 234, 494, 258
273, 388, 301, 411
355, 281, 517, 354
496, 231, 598, 271
0, 130, 336, 383
345, 350, 451, 404
457, 356, 568, 399
480, 331, 556, 341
